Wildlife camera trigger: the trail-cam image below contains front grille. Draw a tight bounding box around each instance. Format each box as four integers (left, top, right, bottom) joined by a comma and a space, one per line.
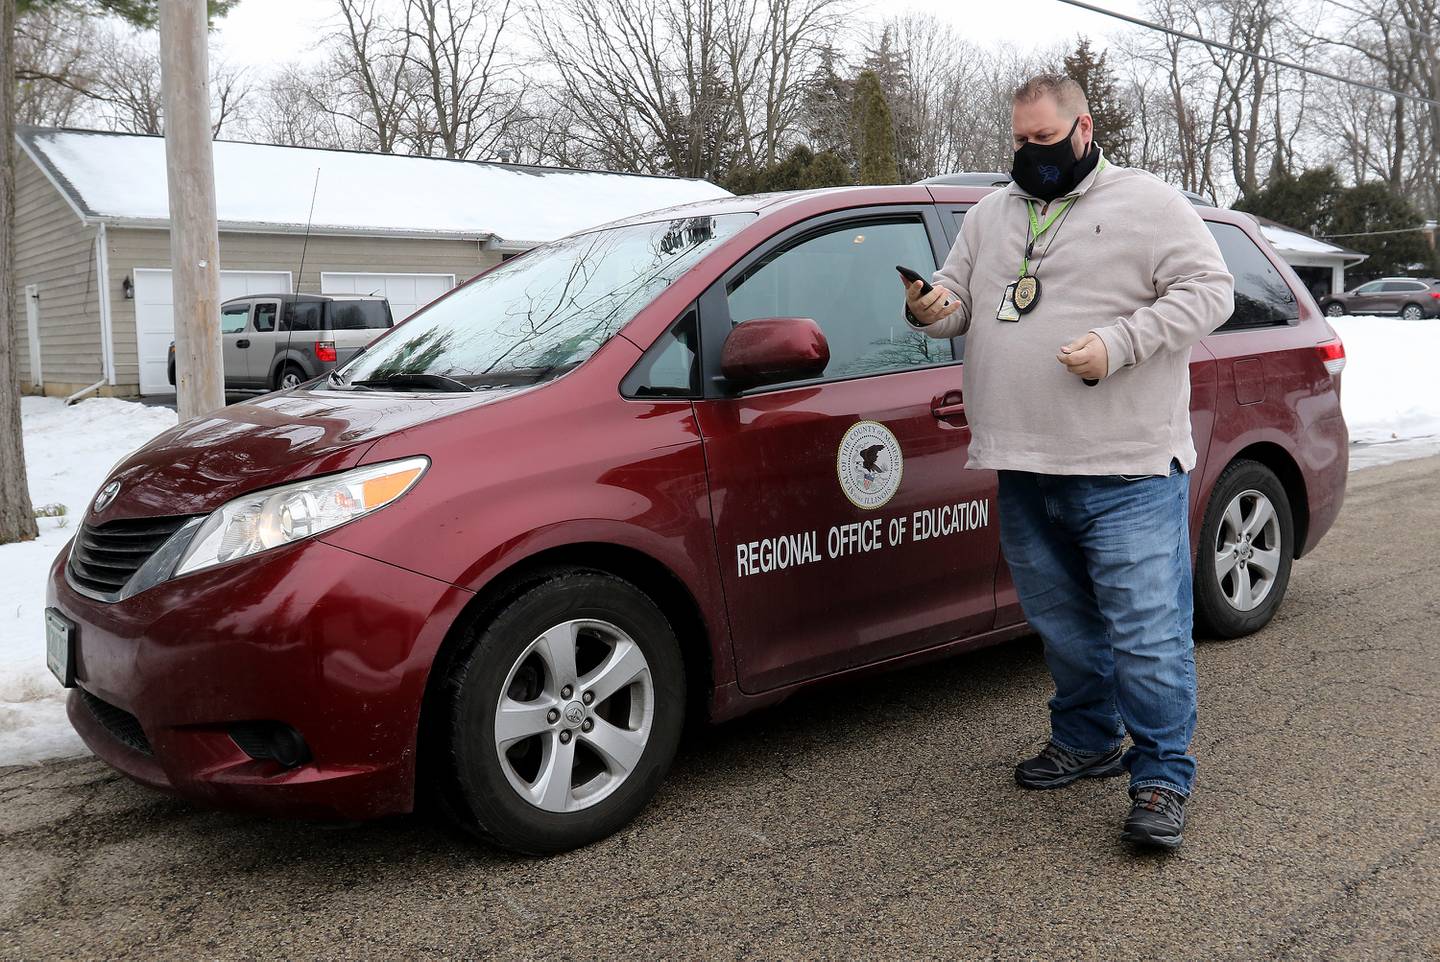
67, 515, 194, 599
79, 688, 153, 756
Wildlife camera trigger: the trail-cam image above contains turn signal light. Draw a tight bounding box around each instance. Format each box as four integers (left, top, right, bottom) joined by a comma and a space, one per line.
1316, 339, 1345, 376
315, 341, 338, 362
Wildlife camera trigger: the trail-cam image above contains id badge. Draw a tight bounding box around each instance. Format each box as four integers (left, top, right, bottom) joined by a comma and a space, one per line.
996, 282, 1021, 322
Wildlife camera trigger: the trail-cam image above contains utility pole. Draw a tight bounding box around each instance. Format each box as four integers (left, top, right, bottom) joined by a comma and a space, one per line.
159, 0, 224, 420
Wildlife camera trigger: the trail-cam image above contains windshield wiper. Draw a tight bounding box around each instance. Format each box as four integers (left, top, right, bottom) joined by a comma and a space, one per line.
351, 372, 475, 393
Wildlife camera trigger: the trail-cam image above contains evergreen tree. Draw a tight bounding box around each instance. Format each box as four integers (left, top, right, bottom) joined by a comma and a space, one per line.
1063, 36, 1134, 167
852, 69, 899, 186
724, 144, 854, 195
800, 44, 853, 165
1237, 165, 1437, 277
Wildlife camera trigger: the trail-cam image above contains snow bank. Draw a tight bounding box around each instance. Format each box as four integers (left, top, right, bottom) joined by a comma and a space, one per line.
0, 397, 177, 766
1328, 315, 1440, 455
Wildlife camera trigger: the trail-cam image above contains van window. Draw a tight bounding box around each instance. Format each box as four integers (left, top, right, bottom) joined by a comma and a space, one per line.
726, 218, 953, 380
334, 213, 752, 390
220, 304, 249, 334
284, 302, 323, 332
1206, 222, 1298, 331
329, 300, 392, 330
621, 308, 700, 398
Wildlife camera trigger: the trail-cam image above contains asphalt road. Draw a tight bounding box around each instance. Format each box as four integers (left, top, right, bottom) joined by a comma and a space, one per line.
3, 455, 1437, 960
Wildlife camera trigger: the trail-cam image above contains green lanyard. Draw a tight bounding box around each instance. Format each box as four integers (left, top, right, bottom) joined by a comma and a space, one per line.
1017, 157, 1107, 279
1019, 199, 1074, 278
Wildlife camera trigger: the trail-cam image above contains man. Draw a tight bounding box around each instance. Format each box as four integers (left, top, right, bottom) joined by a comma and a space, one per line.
903, 75, 1234, 849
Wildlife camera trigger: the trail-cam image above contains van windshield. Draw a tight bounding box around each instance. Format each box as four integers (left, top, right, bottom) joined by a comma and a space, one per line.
331, 213, 752, 391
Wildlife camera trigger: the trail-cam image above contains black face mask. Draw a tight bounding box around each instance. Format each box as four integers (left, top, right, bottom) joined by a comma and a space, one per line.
1010, 117, 1098, 201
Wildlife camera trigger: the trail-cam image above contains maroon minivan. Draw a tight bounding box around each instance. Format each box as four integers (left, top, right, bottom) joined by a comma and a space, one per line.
46, 184, 1348, 854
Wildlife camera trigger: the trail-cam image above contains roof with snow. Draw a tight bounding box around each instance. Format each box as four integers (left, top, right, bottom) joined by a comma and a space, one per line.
16, 126, 732, 249
1248, 214, 1368, 266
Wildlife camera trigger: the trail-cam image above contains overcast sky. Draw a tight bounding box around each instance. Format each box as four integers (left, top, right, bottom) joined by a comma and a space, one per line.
212, 0, 1149, 76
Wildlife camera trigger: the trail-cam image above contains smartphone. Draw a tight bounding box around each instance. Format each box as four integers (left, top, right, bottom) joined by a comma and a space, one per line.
896, 265, 933, 295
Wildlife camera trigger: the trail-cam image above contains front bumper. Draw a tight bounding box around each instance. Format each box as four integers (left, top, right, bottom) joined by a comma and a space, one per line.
49, 535, 471, 820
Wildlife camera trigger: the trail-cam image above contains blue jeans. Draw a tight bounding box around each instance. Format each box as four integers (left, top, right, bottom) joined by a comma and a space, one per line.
997, 462, 1197, 797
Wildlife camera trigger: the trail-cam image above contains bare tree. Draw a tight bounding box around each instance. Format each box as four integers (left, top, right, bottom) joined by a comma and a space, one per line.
329, 0, 414, 152
403, 0, 524, 159
13, 4, 95, 126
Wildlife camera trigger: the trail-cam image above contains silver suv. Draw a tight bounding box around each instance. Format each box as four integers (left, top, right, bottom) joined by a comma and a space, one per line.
168, 293, 394, 392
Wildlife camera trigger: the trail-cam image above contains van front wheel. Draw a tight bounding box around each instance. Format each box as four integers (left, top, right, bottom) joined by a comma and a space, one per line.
438, 570, 685, 854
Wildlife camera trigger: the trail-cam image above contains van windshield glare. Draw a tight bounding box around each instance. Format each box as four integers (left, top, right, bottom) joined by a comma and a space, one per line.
330, 213, 753, 391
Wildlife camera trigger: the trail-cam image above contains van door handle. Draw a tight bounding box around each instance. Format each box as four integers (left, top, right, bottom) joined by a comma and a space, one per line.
236, 339, 250, 348
931, 390, 965, 420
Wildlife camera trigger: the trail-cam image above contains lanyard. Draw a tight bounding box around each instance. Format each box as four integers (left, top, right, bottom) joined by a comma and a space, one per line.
1017, 156, 1107, 278
1019, 199, 1074, 278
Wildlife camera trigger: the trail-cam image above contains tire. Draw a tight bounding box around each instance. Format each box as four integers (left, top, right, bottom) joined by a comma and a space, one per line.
437, 569, 686, 855
1401, 303, 1424, 320
1194, 460, 1295, 639
1323, 302, 1346, 317
275, 363, 305, 391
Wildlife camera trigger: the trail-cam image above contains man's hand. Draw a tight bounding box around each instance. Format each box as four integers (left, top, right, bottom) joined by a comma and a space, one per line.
904, 278, 960, 326
1058, 332, 1109, 380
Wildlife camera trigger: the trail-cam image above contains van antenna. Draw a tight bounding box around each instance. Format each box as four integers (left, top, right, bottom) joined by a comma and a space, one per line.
283, 169, 321, 390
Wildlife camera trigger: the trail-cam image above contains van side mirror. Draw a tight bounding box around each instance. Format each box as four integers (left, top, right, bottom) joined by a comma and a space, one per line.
719, 316, 829, 389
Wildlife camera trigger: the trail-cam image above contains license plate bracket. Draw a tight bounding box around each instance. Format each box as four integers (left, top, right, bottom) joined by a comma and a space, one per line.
45, 608, 76, 688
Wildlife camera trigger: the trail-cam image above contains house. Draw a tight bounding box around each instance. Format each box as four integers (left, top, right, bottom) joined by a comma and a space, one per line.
1246, 215, 1368, 302
12, 127, 731, 398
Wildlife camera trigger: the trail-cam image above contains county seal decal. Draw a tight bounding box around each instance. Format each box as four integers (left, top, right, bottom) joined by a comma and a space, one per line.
836, 420, 903, 510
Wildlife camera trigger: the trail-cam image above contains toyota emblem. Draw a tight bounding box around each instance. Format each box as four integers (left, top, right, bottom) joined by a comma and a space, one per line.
563, 703, 585, 725
93, 480, 121, 513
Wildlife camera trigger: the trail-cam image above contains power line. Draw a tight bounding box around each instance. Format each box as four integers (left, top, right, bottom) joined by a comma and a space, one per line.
1054, 0, 1440, 108
1322, 225, 1435, 238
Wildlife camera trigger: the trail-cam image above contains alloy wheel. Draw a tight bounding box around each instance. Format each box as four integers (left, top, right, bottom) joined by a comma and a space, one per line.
280, 371, 302, 390
1402, 304, 1424, 320
1214, 488, 1282, 612
493, 618, 654, 813
1324, 303, 1345, 317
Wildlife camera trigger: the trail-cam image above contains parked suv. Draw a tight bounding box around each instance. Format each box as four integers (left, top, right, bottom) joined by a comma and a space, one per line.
1320, 276, 1440, 319
167, 293, 394, 392
49, 185, 1348, 854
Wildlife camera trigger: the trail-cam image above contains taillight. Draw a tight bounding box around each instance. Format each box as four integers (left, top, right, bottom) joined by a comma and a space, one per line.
315, 341, 337, 363
1316, 339, 1345, 376
1429, 292, 1440, 300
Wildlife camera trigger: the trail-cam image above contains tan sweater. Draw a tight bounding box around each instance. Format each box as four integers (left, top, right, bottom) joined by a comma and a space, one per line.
911, 151, 1235, 476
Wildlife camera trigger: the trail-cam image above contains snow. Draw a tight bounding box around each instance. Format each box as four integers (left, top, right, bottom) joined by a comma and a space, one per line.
0, 397, 177, 767
1, 318, 1436, 765
1259, 223, 1353, 257
1328, 315, 1440, 465
22, 128, 732, 247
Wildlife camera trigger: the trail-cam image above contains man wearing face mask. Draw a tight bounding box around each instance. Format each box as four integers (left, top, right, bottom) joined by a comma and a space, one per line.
901, 75, 1234, 850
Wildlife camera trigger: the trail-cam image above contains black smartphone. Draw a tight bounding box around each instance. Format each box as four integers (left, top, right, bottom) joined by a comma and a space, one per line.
896, 265, 933, 295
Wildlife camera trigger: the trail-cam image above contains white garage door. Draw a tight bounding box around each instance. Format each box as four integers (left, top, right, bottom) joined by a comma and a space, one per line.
320, 272, 456, 322
134, 268, 292, 395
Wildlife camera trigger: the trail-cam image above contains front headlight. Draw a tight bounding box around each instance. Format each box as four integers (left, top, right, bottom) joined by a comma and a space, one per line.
173, 456, 429, 578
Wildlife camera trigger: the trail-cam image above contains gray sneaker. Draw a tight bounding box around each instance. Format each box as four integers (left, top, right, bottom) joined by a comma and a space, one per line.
1122, 787, 1186, 849
1014, 740, 1125, 790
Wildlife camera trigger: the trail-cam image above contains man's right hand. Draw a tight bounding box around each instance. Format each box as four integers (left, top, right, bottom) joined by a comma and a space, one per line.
905, 279, 960, 326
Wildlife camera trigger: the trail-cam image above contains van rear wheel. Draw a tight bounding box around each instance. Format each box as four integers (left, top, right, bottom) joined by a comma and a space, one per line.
1194, 459, 1295, 639
437, 569, 685, 854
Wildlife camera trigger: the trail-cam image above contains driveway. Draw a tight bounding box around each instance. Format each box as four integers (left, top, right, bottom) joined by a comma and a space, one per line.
2, 455, 1436, 959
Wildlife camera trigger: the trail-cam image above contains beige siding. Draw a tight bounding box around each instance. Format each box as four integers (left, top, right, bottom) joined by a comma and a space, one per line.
11, 150, 105, 394
106, 230, 499, 389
